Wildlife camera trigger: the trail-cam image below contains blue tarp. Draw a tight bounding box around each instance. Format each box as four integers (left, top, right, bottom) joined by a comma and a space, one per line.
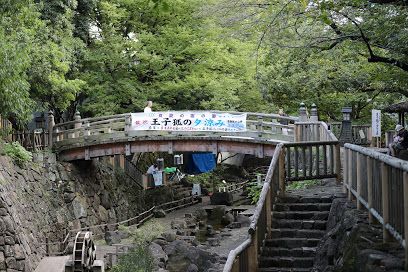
186, 153, 216, 174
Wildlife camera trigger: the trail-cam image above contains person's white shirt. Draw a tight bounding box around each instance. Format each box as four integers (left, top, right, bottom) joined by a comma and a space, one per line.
144, 107, 152, 113
147, 165, 157, 174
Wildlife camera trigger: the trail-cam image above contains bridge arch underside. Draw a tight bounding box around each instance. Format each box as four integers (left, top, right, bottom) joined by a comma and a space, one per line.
55, 136, 280, 161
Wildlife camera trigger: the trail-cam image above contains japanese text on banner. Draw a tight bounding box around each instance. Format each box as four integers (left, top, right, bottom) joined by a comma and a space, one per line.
130, 112, 247, 132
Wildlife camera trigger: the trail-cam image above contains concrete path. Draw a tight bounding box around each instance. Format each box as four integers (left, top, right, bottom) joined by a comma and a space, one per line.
34, 256, 70, 272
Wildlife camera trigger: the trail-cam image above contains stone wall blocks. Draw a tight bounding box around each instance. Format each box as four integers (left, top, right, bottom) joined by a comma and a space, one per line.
5, 257, 16, 270
4, 237, 14, 246
14, 245, 24, 260
4, 245, 14, 258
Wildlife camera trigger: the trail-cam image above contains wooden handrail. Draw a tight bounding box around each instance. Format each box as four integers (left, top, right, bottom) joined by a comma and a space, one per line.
344, 143, 408, 270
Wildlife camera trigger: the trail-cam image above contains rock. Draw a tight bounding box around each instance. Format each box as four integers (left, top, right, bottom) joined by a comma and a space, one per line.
171, 219, 187, 230
162, 232, 177, 242
104, 231, 121, 246
72, 196, 88, 219
207, 237, 220, 247
154, 209, 166, 218
221, 213, 234, 225
5, 257, 16, 269
153, 238, 168, 247
149, 242, 168, 263
13, 245, 24, 260
100, 192, 111, 209
0, 252, 5, 270
235, 214, 251, 227
210, 192, 233, 206
4, 245, 14, 257
187, 263, 199, 272
4, 237, 14, 245
193, 209, 207, 221
164, 240, 220, 272
227, 222, 241, 229
185, 213, 193, 218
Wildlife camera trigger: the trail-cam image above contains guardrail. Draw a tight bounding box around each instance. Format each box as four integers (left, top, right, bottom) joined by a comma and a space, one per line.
223, 121, 341, 272
12, 130, 49, 151
51, 111, 298, 147
344, 143, 408, 270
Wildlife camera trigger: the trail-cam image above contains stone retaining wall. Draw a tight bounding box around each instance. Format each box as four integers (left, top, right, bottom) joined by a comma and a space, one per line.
0, 155, 163, 272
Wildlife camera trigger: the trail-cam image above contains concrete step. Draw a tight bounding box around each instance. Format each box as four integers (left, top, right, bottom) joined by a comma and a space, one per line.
270, 228, 326, 239
264, 238, 320, 248
273, 211, 329, 220
259, 267, 311, 272
274, 203, 332, 212
278, 196, 333, 203
259, 256, 314, 268
261, 246, 316, 257
272, 219, 327, 230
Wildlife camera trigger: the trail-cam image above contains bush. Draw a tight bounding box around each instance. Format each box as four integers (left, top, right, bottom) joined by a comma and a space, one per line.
110, 244, 155, 272
247, 182, 262, 204
287, 179, 320, 190
2, 142, 32, 167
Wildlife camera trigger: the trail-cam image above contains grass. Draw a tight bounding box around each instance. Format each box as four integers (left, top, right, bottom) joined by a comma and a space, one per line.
287, 179, 321, 190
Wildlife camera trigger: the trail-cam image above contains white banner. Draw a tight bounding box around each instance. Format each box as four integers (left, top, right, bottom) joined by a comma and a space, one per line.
371, 109, 381, 137
130, 111, 247, 132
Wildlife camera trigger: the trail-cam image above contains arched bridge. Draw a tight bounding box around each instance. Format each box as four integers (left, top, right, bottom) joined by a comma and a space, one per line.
49, 111, 298, 161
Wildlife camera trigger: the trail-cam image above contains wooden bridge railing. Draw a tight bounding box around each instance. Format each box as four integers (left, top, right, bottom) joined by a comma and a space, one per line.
344, 143, 408, 269
51, 111, 298, 146
224, 120, 341, 272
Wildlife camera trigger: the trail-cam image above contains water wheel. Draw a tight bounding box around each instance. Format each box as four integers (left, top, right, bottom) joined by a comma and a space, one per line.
72, 231, 96, 272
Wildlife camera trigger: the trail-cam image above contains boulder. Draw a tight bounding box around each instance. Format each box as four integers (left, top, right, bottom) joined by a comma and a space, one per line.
154, 209, 166, 218
221, 213, 234, 225
235, 214, 251, 227
210, 192, 233, 206
149, 242, 168, 263
162, 232, 177, 243
104, 231, 121, 246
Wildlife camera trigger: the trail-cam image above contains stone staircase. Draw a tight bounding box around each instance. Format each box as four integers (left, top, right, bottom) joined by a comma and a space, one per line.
259, 195, 334, 272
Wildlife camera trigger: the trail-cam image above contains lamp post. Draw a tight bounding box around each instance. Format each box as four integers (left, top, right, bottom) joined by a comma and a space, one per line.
339, 107, 353, 145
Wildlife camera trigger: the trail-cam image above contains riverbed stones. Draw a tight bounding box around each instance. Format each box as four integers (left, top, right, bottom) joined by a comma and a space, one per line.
154, 209, 166, 218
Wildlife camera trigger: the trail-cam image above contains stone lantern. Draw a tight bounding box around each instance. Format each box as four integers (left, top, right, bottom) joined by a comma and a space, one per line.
339, 107, 353, 145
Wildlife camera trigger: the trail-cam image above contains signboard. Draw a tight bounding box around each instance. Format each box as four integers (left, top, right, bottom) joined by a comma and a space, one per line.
371, 109, 381, 137
130, 111, 247, 132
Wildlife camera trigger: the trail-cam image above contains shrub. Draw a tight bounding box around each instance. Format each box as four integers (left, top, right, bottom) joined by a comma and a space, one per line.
2, 142, 32, 167
247, 182, 263, 204
110, 244, 155, 272
287, 179, 320, 190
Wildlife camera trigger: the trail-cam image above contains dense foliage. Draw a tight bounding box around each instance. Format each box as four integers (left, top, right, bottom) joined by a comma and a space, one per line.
1, 0, 407, 125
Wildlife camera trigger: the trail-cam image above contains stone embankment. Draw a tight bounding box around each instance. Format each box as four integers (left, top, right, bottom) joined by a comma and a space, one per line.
0, 155, 170, 272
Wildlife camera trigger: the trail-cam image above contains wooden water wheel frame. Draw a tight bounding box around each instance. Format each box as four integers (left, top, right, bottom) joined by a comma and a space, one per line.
72, 231, 96, 272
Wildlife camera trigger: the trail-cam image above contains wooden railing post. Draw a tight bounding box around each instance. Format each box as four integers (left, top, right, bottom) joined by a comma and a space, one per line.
356, 153, 362, 210
48, 110, 54, 148
367, 156, 374, 224
343, 146, 348, 193
381, 162, 391, 242
347, 148, 353, 201
247, 232, 258, 271
279, 148, 286, 196
335, 143, 341, 184
403, 172, 408, 271
258, 116, 264, 137
266, 188, 272, 237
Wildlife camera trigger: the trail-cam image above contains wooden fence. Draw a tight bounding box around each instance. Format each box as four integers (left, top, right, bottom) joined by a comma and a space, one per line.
44, 195, 200, 256
344, 143, 408, 270
0, 115, 12, 141
223, 121, 341, 272
11, 130, 49, 151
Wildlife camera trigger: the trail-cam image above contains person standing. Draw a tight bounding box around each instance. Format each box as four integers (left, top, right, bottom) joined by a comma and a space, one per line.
144, 101, 153, 113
